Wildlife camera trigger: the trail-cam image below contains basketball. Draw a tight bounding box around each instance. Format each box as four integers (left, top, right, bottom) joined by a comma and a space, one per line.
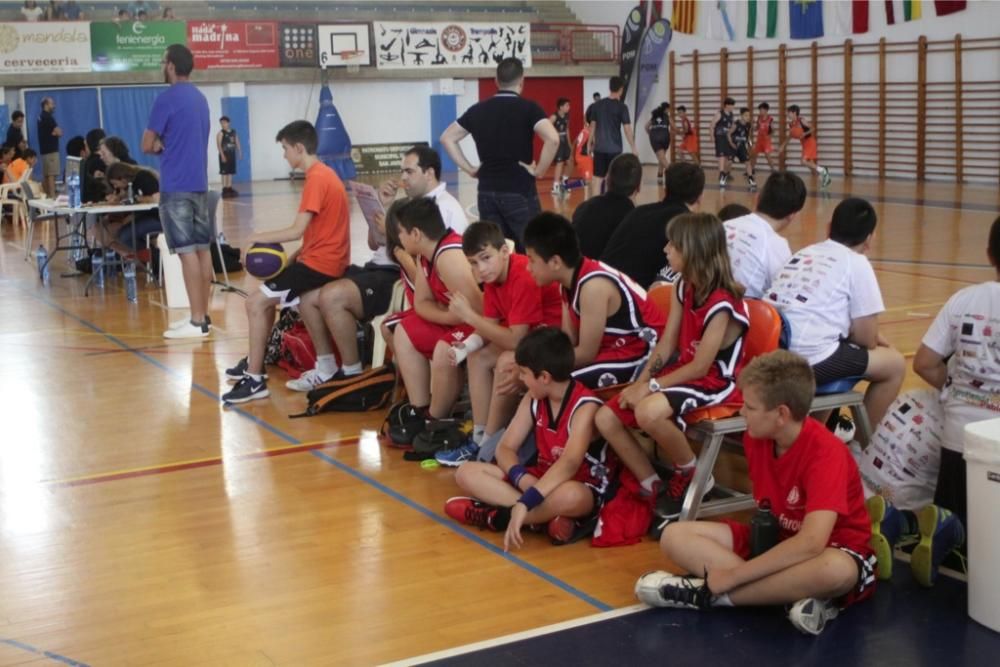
245, 242, 287, 280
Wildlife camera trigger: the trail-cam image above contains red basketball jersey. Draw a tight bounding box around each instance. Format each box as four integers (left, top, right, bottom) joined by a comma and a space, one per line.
419, 230, 465, 305
531, 380, 613, 492
756, 114, 773, 140
673, 278, 749, 381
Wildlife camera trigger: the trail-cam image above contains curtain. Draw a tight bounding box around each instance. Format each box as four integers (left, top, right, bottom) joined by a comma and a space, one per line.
100, 86, 168, 170
24, 88, 100, 181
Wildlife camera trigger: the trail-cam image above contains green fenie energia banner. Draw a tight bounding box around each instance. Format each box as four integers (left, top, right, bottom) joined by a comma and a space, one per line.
90, 20, 187, 72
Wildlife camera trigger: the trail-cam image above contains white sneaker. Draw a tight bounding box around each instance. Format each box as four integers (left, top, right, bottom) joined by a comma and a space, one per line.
169, 315, 212, 330
163, 321, 210, 339
788, 597, 838, 635
634, 571, 710, 609
285, 368, 333, 392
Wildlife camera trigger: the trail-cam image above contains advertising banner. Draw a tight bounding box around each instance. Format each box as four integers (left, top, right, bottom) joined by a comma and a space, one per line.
634, 18, 673, 118
374, 22, 530, 70
618, 5, 646, 97
351, 142, 428, 175
91, 20, 187, 72
279, 23, 318, 67
0, 21, 91, 73
188, 21, 279, 70
317, 23, 371, 68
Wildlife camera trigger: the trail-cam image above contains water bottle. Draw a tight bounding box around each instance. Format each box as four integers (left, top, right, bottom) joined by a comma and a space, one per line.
106, 249, 118, 277
127, 182, 134, 205
68, 173, 81, 208
749, 499, 780, 557
92, 250, 104, 288
35, 244, 50, 286
217, 231, 227, 246
123, 260, 138, 303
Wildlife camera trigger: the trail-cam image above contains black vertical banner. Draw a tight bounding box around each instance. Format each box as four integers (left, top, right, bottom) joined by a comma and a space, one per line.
619, 5, 646, 97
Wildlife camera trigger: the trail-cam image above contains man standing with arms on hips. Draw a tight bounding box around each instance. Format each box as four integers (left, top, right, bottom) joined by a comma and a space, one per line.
440, 57, 560, 249
587, 76, 636, 197
143, 44, 213, 340
37, 98, 63, 197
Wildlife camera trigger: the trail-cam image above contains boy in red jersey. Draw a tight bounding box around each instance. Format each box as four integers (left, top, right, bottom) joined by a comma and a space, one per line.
434, 221, 563, 466
780, 104, 831, 189
676, 105, 700, 165
750, 102, 777, 179
446, 327, 615, 549
389, 197, 483, 422
522, 212, 666, 390
636, 350, 876, 636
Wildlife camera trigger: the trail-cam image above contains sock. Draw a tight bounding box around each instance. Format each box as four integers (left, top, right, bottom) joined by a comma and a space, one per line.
711, 593, 734, 607
492, 506, 512, 530
640, 474, 661, 495
677, 458, 697, 472
342, 362, 363, 376
473, 425, 485, 444
246, 372, 264, 382
316, 354, 338, 377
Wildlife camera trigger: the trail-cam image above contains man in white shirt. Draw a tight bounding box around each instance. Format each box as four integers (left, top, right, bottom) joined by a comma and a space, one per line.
912, 214, 1000, 535
765, 198, 905, 424
725, 171, 806, 299
289, 146, 468, 391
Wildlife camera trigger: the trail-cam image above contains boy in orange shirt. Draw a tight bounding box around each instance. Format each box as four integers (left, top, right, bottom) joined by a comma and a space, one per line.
222, 121, 350, 403
4, 148, 36, 184
779, 105, 831, 189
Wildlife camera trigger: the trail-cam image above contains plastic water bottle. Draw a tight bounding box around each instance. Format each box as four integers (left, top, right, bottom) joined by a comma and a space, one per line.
35, 245, 50, 286
749, 499, 780, 557
123, 260, 138, 303
127, 182, 134, 205
92, 250, 104, 288
106, 249, 118, 277
67, 173, 81, 208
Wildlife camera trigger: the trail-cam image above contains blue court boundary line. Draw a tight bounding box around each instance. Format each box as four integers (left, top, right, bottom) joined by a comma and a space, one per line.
21, 287, 612, 614
0, 637, 89, 667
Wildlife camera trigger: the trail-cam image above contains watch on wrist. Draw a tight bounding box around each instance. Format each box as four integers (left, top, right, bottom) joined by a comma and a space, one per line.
648, 378, 661, 393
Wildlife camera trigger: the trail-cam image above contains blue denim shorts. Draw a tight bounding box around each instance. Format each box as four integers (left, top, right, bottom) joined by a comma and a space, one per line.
159, 191, 212, 254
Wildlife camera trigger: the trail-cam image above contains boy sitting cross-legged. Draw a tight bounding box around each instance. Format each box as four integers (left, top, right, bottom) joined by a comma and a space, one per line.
433, 221, 563, 465
446, 327, 616, 550
636, 350, 876, 636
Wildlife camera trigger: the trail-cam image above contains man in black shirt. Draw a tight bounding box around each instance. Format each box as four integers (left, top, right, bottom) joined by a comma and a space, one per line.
587, 77, 636, 197
82, 128, 108, 203
601, 162, 705, 288
582, 91, 601, 157
5, 111, 26, 156
440, 57, 559, 248
573, 153, 640, 259
36, 97, 63, 197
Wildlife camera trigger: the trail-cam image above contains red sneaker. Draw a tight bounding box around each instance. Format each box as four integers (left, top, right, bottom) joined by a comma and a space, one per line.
445, 496, 501, 531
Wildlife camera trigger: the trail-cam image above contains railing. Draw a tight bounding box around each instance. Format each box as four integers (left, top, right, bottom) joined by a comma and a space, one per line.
531, 22, 619, 65
669, 35, 1000, 185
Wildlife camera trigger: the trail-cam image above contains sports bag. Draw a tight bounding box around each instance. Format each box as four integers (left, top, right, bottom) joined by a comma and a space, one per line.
291, 364, 396, 417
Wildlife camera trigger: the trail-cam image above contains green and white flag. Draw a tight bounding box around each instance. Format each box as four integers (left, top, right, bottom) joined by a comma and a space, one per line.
747, 0, 779, 38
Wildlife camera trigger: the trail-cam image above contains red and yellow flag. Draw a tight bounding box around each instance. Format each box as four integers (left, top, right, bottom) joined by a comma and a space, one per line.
672, 0, 698, 34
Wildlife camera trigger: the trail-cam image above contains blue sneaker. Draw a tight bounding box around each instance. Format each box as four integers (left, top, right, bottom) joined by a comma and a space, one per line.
866, 495, 903, 580
435, 439, 480, 467
222, 375, 269, 404
910, 504, 965, 587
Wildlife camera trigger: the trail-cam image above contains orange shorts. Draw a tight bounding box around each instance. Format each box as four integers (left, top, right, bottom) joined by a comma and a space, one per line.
681, 135, 699, 153
799, 136, 818, 162
755, 136, 773, 154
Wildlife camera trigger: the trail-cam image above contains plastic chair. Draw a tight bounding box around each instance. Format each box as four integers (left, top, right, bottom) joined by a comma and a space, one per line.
0, 181, 28, 229
369, 280, 405, 368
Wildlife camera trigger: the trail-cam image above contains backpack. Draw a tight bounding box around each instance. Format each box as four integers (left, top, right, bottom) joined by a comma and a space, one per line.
265, 308, 302, 366
382, 401, 428, 447
403, 419, 469, 461
291, 364, 397, 417
277, 321, 317, 379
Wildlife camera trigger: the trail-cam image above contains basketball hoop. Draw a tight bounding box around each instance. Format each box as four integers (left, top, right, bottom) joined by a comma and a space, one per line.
340, 49, 364, 74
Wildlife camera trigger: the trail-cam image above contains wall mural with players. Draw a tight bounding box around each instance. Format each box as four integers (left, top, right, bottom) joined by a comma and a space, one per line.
373, 21, 531, 70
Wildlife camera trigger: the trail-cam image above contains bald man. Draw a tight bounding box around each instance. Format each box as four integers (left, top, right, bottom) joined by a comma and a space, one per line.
37, 97, 63, 197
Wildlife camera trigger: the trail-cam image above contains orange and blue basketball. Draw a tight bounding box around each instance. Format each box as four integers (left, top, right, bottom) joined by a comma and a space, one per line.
245, 243, 287, 280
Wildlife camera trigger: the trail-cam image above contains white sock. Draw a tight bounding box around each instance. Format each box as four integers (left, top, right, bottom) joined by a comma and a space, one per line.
473, 425, 485, 444
246, 372, 264, 382
676, 458, 697, 471
640, 474, 661, 495
316, 355, 338, 377
711, 593, 734, 607
342, 362, 363, 376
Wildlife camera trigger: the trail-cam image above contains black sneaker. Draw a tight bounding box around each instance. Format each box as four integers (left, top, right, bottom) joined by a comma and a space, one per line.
748, 174, 757, 189
719, 173, 728, 188
224, 357, 268, 382
222, 375, 269, 403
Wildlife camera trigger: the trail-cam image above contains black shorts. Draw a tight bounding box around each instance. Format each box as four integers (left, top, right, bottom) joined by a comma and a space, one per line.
261, 261, 338, 308
714, 135, 736, 159
812, 340, 870, 386
555, 138, 571, 164
593, 151, 620, 178
733, 144, 750, 163
649, 129, 671, 152
343, 263, 400, 320
219, 150, 236, 175
934, 447, 967, 529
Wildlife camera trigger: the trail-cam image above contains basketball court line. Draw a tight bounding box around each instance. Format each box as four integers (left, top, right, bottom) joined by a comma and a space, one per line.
0, 637, 89, 667
43, 436, 361, 487
871, 258, 993, 270
22, 284, 613, 614
379, 604, 648, 667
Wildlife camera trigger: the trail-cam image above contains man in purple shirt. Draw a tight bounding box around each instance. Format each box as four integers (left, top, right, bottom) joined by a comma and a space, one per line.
143, 44, 212, 340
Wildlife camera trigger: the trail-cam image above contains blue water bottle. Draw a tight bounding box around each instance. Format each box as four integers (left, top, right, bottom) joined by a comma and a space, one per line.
92, 250, 104, 288
105, 249, 118, 277
36, 244, 50, 286
123, 260, 138, 303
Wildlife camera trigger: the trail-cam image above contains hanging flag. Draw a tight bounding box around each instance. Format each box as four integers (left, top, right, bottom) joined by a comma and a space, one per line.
706, 0, 737, 40
828, 0, 869, 35
853, 0, 870, 32
619, 5, 646, 97
790, 0, 824, 39
673, 0, 697, 34
747, 0, 779, 38
885, 0, 896, 23
886, 0, 926, 23
934, 0, 966, 16
635, 18, 673, 119
904, 0, 922, 20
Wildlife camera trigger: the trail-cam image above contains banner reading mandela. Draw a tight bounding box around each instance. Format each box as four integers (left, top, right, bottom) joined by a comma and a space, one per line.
90, 20, 187, 72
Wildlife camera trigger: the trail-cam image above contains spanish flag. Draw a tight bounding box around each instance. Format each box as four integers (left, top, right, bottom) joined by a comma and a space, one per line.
673, 0, 697, 34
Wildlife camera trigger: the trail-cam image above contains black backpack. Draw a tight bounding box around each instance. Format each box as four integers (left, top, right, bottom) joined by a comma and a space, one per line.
290, 364, 396, 417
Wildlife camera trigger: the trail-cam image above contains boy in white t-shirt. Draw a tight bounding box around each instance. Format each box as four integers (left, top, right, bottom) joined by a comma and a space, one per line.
725, 171, 807, 299
764, 198, 905, 425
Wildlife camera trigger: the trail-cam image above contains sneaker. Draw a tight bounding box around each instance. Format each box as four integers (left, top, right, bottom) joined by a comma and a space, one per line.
163, 320, 210, 339
634, 571, 711, 610
435, 439, 480, 467
221, 375, 269, 404
832, 414, 856, 443
788, 597, 838, 635
910, 504, 965, 587
224, 357, 269, 382
747, 174, 757, 189
170, 314, 212, 330
444, 497, 501, 531
820, 167, 832, 188
866, 495, 902, 580
550, 182, 562, 194
655, 466, 715, 520
285, 368, 334, 392
719, 173, 727, 188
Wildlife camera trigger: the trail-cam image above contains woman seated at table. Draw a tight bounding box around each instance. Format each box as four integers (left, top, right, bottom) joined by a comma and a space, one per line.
98, 162, 160, 254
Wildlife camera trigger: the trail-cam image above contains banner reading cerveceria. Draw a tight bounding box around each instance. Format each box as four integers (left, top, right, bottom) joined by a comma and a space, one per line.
90, 20, 187, 72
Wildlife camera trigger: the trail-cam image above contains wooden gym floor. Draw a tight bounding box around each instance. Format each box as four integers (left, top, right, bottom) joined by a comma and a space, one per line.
0, 169, 997, 666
